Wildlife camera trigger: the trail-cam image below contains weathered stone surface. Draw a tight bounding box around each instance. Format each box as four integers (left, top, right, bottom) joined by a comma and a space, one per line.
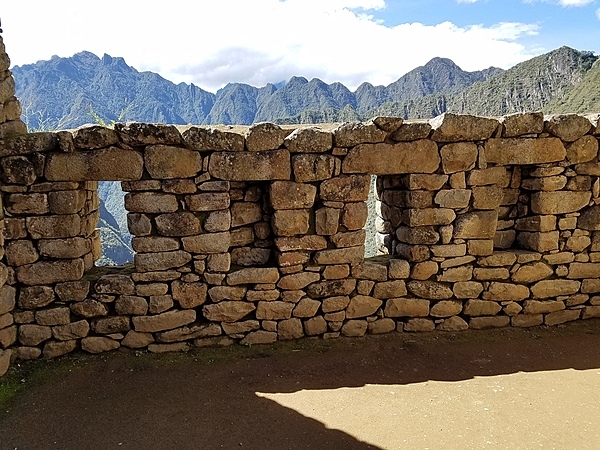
566, 135, 598, 164
315, 207, 340, 235
342, 202, 368, 231
453, 211, 498, 240
517, 231, 559, 253
48, 190, 86, 215
145, 145, 202, 179
93, 316, 130, 334
135, 251, 192, 272
125, 192, 179, 214
407, 281, 453, 300
277, 318, 304, 340
182, 126, 245, 151
181, 232, 230, 254
333, 121, 386, 147
502, 112, 544, 137
320, 175, 371, 201
545, 114, 592, 142
133, 309, 196, 332
241, 331, 277, 345
522, 175, 567, 191
437, 316, 469, 332
440, 142, 477, 174
5, 240, 38, 266
275, 236, 328, 252
322, 296, 351, 313
292, 154, 335, 182
1, 156, 37, 185
156, 323, 221, 343
346, 296, 382, 319
473, 268, 510, 281
26, 214, 80, 239
343, 140, 440, 175
37, 237, 91, 259
6, 193, 49, 215
545, 309, 580, 326
434, 189, 471, 209
17, 259, 84, 286
0, 325, 17, 348
578, 206, 600, 231
389, 259, 410, 279
270, 181, 316, 209
186, 192, 230, 212
204, 210, 231, 232
115, 296, 149, 316
202, 302, 256, 322
471, 186, 503, 210
256, 301, 294, 320
403, 208, 455, 227
511, 262, 554, 284
385, 298, 430, 317
404, 318, 435, 332
430, 300, 462, 317
304, 316, 328, 335
127, 213, 152, 236
278, 272, 321, 290
226, 268, 280, 285
51, 321, 90, 342
1, 349, 14, 375
231, 248, 270, 267
207, 286, 247, 302
292, 298, 320, 318
71, 300, 109, 318
81, 337, 120, 354
153, 213, 201, 237
149, 295, 174, 314
94, 275, 134, 295
523, 300, 565, 314
114, 122, 181, 146
482, 283, 529, 301
353, 262, 387, 281
121, 331, 155, 348
341, 320, 368, 337
567, 263, 600, 279
55, 281, 89, 302
209, 149, 291, 180
486, 138, 565, 165
463, 299, 502, 316
430, 113, 498, 142
469, 316, 510, 330
530, 191, 591, 215
396, 227, 439, 245
222, 320, 260, 335
366, 318, 395, 334
46, 148, 143, 181
272, 209, 310, 236
285, 126, 332, 152
172, 280, 207, 309
307, 279, 356, 298
372, 280, 407, 299
314, 246, 364, 265
512, 314, 544, 327
35, 307, 70, 326
245, 122, 285, 151
18, 324, 52, 346
42, 340, 77, 359
515, 216, 557, 232
390, 122, 432, 141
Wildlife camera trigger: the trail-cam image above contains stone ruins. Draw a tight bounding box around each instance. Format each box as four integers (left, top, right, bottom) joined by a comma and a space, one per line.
1, 35, 600, 377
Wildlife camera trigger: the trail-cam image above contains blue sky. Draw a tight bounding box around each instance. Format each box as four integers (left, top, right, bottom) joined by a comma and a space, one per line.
2, 0, 599, 92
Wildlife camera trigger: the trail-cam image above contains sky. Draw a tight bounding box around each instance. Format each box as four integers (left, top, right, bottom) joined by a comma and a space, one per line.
2, 0, 600, 93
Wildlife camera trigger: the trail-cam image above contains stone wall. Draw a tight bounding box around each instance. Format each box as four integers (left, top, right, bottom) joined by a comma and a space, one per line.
0, 34, 27, 376
1, 111, 600, 373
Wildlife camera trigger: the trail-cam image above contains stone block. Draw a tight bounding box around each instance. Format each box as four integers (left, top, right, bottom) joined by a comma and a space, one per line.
292, 154, 335, 182
346, 295, 382, 319
403, 208, 455, 227
333, 121, 386, 147
463, 300, 502, 316
226, 267, 280, 285
314, 246, 364, 265
396, 226, 439, 245
81, 337, 120, 354
45, 148, 143, 181
307, 279, 356, 298
530, 191, 591, 215
5, 193, 49, 215
342, 203, 368, 230
134, 251, 192, 272
467, 167, 510, 187
515, 216, 557, 232
522, 300, 565, 314
133, 309, 196, 332
182, 126, 245, 151
511, 262, 554, 284
453, 211, 498, 239
482, 282, 529, 301
430, 113, 498, 142
125, 192, 178, 213
181, 232, 230, 254
17, 259, 84, 285
517, 231, 559, 252
18, 324, 52, 346
186, 193, 230, 212
566, 135, 598, 164
48, 190, 86, 215
5, 240, 39, 266
485, 138, 565, 165
469, 316, 509, 329
278, 272, 321, 290
272, 210, 310, 236
154, 213, 201, 237
284, 126, 332, 152
275, 236, 328, 252
340, 320, 368, 337
171, 280, 208, 309
315, 207, 340, 235
256, 301, 294, 320
270, 181, 316, 209
384, 298, 429, 317
407, 281, 453, 300
501, 112, 544, 137
38, 237, 91, 259
35, 308, 70, 326
472, 186, 503, 210
440, 142, 477, 173
545, 309, 580, 326
209, 149, 291, 180
512, 314, 544, 327
320, 175, 371, 201
144, 145, 202, 179
343, 140, 440, 175
544, 114, 592, 142
71, 300, 109, 318
26, 214, 81, 239
115, 296, 149, 316
1, 156, 37, 185
434, 189, 471, 209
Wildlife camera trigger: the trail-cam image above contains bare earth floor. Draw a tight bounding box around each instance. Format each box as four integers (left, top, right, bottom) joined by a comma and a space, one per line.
2, 320, 600, 450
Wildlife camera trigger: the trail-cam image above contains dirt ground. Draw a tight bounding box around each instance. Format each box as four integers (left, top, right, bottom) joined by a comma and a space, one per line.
2, 320, 600, 450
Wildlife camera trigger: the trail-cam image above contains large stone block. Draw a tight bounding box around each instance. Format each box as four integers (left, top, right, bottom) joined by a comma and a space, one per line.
307, 279, 356, 298
181, 232, 231, 254
482, 282, 529, 301
72, 125, 119, 149
333, 121, 386, 147
530, 280, 580, 298
346, 295, 382, 319
430, 113, 498, 142
320, 175, 370, 201
272, 210, 310, 236
209, 149, 291, 180
115, 122, 182, 146
270, 181, 316, 209
517, 231, 559, 252
26, 214, 81, 239
182, 126, 245, 151
453, 211, 498, 239
407, 281, 453, 300
384, 298, 430, 317
501, 112, 544, 137
125, 192, 179, 213
440, 142, 477, 174
245, 122, 285, 151
566, 135, 598, 164
544, 114, 592, 142
402, 208, 455, 227
134, 251, 192, 272
38, 237, 91, 259
284, 126, 332, 152
186, 193, 230, 211
343, 140, 440, 175
133, 310, 196, 332
292, 154, 335, 182
530, 191, 591, 215
144, 145, 202, 179
203, 302, 256, 322
172, 280, 208, 309
17, 259, 85, 285
45, 148, 143, 181
226, 267, 280, 285
485, 138, 566, 165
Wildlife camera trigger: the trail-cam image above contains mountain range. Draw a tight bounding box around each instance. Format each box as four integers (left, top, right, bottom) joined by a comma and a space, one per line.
11, 45, 600, 265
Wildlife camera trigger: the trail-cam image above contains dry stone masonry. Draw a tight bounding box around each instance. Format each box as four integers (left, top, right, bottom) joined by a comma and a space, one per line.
1, 35, 600, 378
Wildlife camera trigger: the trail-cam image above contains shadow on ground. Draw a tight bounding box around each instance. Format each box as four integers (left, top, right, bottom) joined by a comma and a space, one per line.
1, 319, 600, 449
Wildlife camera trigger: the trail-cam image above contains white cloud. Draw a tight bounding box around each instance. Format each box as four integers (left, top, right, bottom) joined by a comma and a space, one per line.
597, 6, 600, 17
456, 0, 479, 3
2, 0, 540, 92
557, 0, 595, 5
